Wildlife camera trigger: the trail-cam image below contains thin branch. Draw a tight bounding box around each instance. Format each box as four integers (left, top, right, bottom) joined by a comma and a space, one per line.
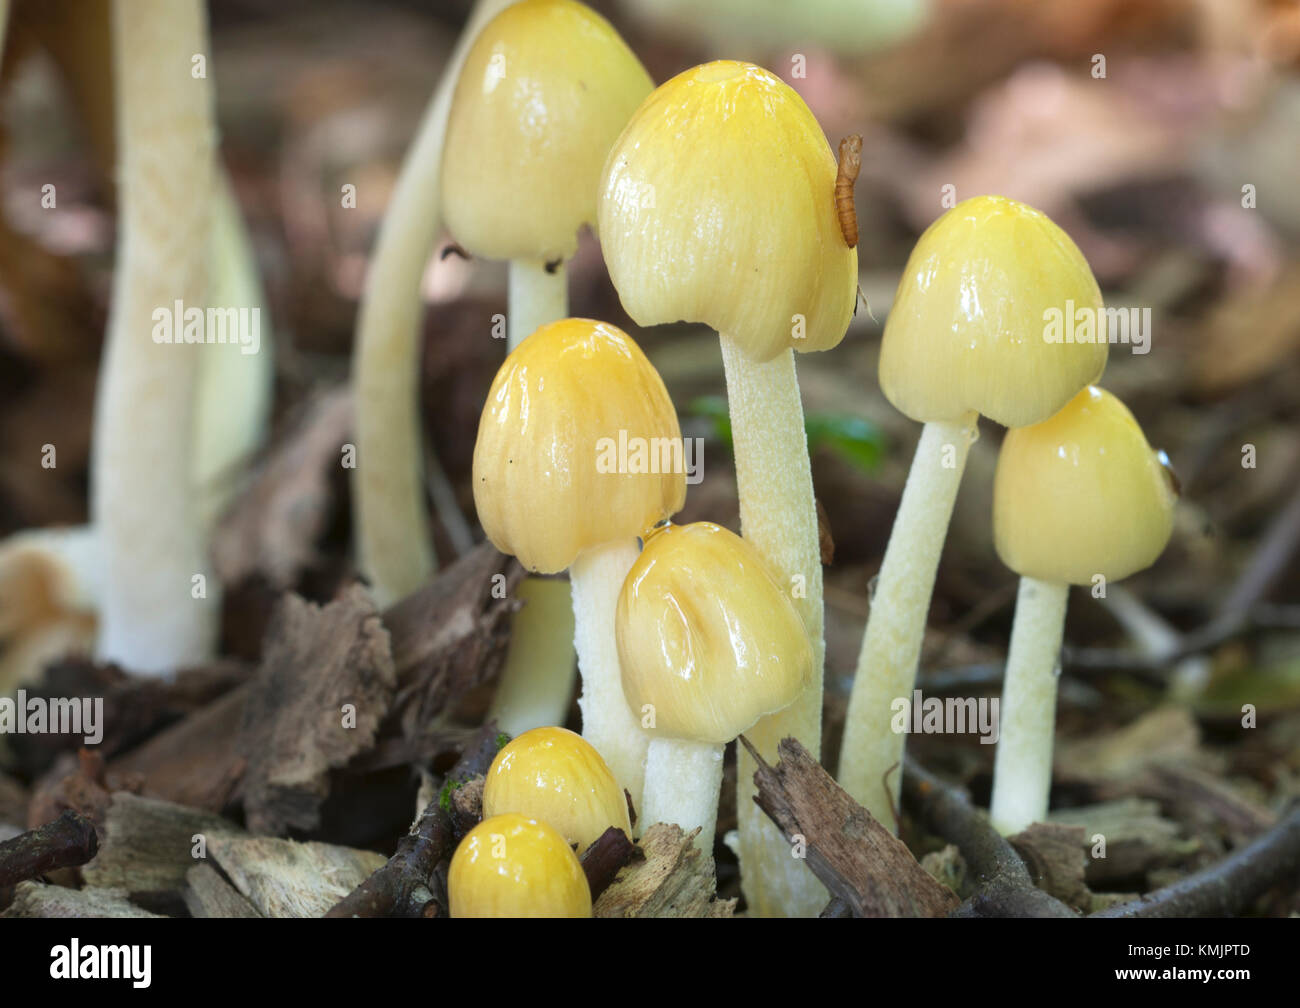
1092, 801, 1300, 917
901, 757, 1076, 918
0, 810, 99, 888
325, 721, 505, 918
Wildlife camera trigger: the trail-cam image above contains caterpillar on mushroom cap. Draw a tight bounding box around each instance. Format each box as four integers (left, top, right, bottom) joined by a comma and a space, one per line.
835, 134, 863, 249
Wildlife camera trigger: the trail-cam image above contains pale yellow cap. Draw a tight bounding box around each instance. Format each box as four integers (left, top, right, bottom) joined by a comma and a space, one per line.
616, 521, 812, 743
472, 318, 686, 573
449, 813, 591, 918
598, 60, 857, 363
994, 386, 1177, 585
483, 726, 632, 853
442, 0, 652, 263
880, 195, 1107, 428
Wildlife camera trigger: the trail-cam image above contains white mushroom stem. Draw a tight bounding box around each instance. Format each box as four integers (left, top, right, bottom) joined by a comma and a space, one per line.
571, 537, 649, 814
641, 738, 724, 851
989, 576, 1069, 835
92, 0, 217, 674
352, 0, 517, 606
838, 412, 977, 829
507, 259, 567, 350
489, 576, 576, 735
718, 335, 826, 918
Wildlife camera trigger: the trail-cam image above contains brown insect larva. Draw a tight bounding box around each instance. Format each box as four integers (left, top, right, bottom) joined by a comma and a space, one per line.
835, 134, 863, 249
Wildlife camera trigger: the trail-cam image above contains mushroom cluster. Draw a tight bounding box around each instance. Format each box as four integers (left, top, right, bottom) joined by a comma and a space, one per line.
344, 0, 1179, 917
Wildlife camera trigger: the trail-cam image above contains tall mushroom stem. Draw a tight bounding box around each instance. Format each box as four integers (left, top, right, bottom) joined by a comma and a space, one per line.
718, 335, 827, 918
642, 738, 724, 851
571, 538, 649, 813
352, 0, 516, 607
488, 576, 575, 734
92, 0, 217, 673
507, 259, 567, 350
838, 412, 977, 829
989, 576, 1069, 835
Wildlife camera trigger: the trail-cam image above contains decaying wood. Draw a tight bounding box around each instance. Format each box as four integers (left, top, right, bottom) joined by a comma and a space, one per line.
1008, 822, 1092, 912
81, 793, 235, 897
8, 658, 251, 778
902, 756, 1076, 918
594, 823, 734, 918
27, 748, 120, 835
1093, 800, 1300, 917
1050, 799, 1195, 887
744, 736, 959, 918
184, 862, 261, 918
207, 833, 386, 918
213, 386, 352, 590
326, 721, 505, 918
0, 809, 98, 888
109, 685, 249, 811
580, 826, 636, 901
375, 544, 523, 769
239, 585, 396, 834
2, 880, 161, 918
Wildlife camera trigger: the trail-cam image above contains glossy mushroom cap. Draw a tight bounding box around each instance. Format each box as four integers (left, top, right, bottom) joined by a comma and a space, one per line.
442, 0, 652, 263
483, 727, 632, 852
880, 195, 1108, 429
616, 522, 813, 744
449, 813, 592, 918
472, 318, 686, 573
994, 386, 1178, 585
598, 60, 857, 363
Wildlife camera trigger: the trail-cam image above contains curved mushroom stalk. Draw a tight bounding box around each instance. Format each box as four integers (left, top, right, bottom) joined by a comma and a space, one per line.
352, 0, 518, 607
838, 412, 976, 827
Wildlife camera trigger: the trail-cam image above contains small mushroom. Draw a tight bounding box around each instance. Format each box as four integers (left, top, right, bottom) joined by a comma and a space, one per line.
989, 385, 1177, 834
449, 813, 591, 918
616, 522, 812, 851
442, 0, 652, 347
483, 726, 631, 853
838, 194, 1107, 829
472, 318, 685, 812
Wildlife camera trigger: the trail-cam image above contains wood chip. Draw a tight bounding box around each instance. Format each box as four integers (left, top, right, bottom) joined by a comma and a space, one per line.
239, 585, 395, 834
746, 736, 959, 917
81, 793, 237, 897
212, 386, 352, 589
183, 863, 261, 918
594, 823, 735, 918
2, 880, 161, 918
1008, 822, 1092, 911
207, 833, 386, 918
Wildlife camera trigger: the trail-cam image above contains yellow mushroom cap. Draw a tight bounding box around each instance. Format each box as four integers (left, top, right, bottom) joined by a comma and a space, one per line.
616, 522, 813, 743
449, 813, 592, 918
994, 386, 1177, 585
483, 726, 632, 853
442, 0, 652, 263
879, 195, 1108, 428
598, 60, 857, 363
472, 318, 686, 573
